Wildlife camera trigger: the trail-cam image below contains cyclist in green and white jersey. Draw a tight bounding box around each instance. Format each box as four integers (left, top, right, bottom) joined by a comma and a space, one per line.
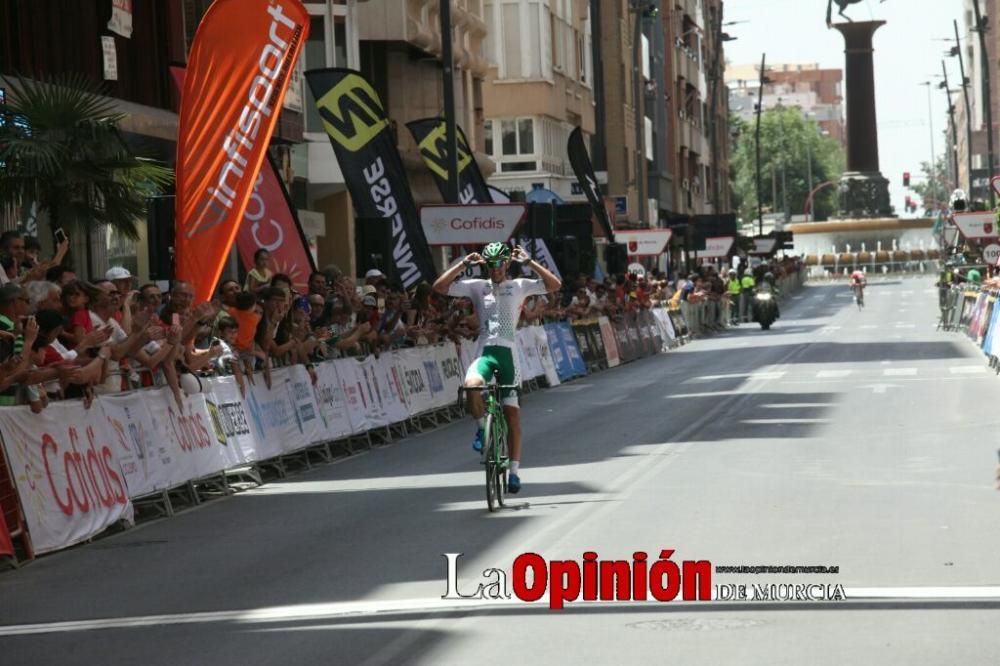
432, 242, 562, 493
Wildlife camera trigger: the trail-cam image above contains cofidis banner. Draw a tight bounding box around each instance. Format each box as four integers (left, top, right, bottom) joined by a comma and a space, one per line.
175, 0, 309, 301
306, 68, 436, 289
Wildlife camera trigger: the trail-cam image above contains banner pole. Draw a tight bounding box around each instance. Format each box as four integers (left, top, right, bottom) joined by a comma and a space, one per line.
440, 0, 459, 202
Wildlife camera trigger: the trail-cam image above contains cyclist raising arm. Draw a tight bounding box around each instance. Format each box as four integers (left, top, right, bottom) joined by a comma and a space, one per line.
433, 243, 562, 493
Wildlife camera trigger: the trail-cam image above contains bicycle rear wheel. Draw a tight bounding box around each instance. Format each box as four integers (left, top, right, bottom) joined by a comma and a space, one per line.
494, 418, 508, 508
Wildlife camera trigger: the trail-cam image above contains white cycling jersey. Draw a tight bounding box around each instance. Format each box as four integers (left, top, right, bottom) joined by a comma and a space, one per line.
448, 278, 548, 349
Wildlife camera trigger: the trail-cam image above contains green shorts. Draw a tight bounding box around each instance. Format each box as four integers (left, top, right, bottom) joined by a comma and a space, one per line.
467, 345, 520, 407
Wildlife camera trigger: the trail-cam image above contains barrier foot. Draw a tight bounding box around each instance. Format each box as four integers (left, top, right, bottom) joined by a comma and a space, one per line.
306, 442, 333, 464
280, 452, 312, 473
256, 458, 288, 479
134, 489, 173, 519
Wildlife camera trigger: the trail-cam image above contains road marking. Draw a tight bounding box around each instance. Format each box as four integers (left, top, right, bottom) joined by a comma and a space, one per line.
750, 372, 786, 380
816, 370, 852, 378
950, 366, 987, 374
761, 403, 835, 409
740, 418, 832, 425
883, 368, 917, 376
5, 588, 1000, 637
860, 324, 877, 329
668, 391, 741, 399
685, 373, 751, 383
859, 383, 901, 393
895, 323, 916, 329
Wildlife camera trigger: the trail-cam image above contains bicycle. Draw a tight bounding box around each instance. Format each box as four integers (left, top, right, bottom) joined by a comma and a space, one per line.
852, 283, 865, 309
458, 384, 518, 512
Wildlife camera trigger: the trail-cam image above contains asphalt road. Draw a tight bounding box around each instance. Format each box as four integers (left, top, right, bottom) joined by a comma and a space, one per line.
3, 276, 1000, 665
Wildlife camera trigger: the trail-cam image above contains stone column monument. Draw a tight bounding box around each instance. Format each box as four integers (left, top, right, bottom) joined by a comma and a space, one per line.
833, 21, 893, 218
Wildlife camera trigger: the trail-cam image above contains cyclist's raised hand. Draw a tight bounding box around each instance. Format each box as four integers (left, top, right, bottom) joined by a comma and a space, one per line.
465, 252, 485, 265
511, 246, 531, 264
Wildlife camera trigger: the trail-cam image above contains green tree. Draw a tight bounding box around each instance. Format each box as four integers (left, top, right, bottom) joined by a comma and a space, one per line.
729, 106, 845, 226
907, 155, 951, 214
0, 75, 173, 245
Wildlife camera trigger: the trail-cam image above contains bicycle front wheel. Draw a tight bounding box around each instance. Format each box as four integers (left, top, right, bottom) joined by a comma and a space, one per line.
494, 417, 509, 508
483, 412, 498, 512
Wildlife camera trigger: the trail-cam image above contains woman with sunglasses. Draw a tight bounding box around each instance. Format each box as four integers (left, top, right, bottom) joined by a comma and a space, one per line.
432, 242, 561, 494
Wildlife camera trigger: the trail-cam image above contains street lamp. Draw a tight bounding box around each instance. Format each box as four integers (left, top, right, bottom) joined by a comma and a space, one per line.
949, 22, 974, 197
919, 80, 938, 214
754, 53, 771, 236
939, 62, 961, 190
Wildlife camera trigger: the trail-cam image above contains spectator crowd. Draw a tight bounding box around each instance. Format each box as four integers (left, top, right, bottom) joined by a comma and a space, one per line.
0, 229, 801, 412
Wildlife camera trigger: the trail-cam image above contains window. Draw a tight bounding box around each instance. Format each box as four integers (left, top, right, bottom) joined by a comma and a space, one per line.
484, 120, 494, 156
304, 16, 327, 133
484, 4, 497, 64
518, 118, 534, 154
501, 119, 517, 155
527, 3, 541, 77
502, 4, 522, 77
551, 13, 561, 70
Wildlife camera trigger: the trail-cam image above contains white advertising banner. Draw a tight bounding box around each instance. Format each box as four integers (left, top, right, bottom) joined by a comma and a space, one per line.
698, 236, 736, 258
107, 0, 133, 38
312, 362, 354, 441
245, 374, 305, 458
397, 348, 435, 415
598, 316, 621, 367
375, 354, 411, 425
283, 365, 327, 447
530, 325, 561, 387
516, 328, 545, 380
145, 387, 232, 480
953, 211, 998, 240
617, 229, 673, 256
434, 344, 464, 409
0, 401, 133, 554
99, 391, 187, 498
204, 376, 260, 465
420, 204, 526, 245
333, 358, 376, 433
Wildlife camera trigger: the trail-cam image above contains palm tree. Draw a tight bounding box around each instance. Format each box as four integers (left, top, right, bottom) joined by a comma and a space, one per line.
0, 74, 173, 260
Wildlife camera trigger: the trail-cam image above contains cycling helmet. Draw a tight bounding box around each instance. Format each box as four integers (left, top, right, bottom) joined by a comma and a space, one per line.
482, 242, 512, 266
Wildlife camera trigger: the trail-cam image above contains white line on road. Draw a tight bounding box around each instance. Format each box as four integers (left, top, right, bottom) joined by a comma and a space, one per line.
816, 370, 852, 378
883, 368, 917, 377
949, 366, 988, 374
668, 391, 741, 399
740, 419, 833, 425
5, 587, 1000, 636
894, 323, 917, 329
760, 403, 836, 409
859, 325, 878, 329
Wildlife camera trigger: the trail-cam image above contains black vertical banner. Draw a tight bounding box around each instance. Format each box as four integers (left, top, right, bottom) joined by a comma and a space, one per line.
407, 117, 492, 204
568, 126, 615, 242
305, 68, 436, 288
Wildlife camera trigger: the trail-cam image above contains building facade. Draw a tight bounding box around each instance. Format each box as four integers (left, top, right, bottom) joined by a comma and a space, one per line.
480, 0, 595, 202
956, 0, 999, 204
727, 62, 845, 150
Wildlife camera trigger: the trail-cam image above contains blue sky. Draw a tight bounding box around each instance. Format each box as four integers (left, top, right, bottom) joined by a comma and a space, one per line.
724, 0, 965, 216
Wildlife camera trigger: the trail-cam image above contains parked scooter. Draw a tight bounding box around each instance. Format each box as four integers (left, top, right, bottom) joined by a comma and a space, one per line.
753, 284, 778, 330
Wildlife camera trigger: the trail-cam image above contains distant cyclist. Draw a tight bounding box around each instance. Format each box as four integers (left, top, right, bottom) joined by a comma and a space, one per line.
432, 242, 562, 494
850, 269, 866, 307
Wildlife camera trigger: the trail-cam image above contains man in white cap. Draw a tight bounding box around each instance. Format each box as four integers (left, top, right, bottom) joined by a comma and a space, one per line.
105, 266, 134, 297
364, 268, 386, 287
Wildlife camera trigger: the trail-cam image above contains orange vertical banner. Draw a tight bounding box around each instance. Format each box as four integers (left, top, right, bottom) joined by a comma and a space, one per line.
174, 0, 309, 302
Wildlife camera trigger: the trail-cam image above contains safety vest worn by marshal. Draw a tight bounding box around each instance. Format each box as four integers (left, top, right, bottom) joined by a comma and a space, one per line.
727, 278, 741, 295
741, 275, 756, 290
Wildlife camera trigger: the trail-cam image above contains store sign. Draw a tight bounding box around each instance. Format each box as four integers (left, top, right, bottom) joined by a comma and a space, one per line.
698, 236, 735, 258
107, 0, 133, 38
420, 204, 526, 245
752, 238, 777, 254
616, 229, 673, 256
953, 212, 998, 240
101, 36, 118, 80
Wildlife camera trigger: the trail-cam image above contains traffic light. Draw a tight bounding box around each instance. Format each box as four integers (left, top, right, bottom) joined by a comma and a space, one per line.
903, 171, 911, 187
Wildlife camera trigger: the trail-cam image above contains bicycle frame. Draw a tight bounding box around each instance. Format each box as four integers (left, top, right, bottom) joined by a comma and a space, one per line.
458, 384, 520, 511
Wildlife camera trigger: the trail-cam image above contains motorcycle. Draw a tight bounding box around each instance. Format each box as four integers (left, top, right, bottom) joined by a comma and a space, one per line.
752, 286, 778, 330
